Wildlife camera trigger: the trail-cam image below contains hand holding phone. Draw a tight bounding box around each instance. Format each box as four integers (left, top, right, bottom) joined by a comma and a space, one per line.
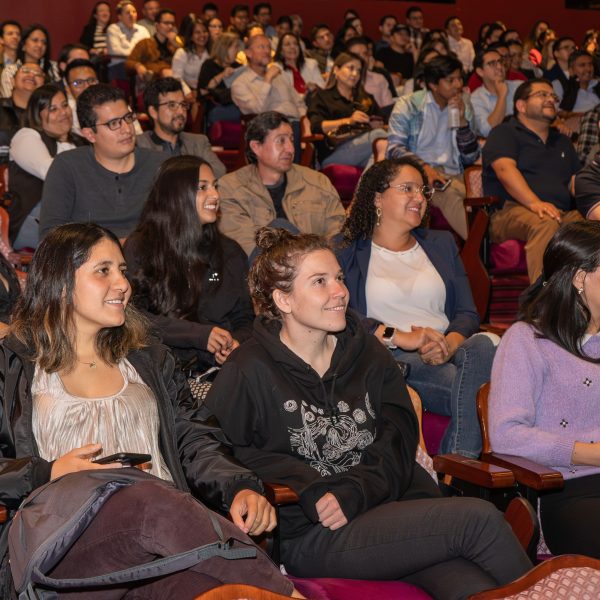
433, 178, 451, 192
93, 452, 151, 467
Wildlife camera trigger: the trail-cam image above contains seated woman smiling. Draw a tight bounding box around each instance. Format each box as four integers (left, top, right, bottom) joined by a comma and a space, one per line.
205, 226, 531, 600
0, 223, 301, 598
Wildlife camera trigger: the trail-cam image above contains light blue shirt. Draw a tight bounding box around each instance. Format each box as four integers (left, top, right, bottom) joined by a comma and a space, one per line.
416, 92, 460, 174
553, 79, 600, 113
471, 80, 521, 137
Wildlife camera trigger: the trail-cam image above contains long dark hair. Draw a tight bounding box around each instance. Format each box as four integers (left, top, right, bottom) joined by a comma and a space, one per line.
87, 1, 111, 30
519, 221, 600, 362
326, 52, 368, 102
274, 33, 305, 71
11, 223, 148, 373
17, 25, 53, 79
181, 16, 208, 54
342, 157, 428, 244
127, 155, 223, 319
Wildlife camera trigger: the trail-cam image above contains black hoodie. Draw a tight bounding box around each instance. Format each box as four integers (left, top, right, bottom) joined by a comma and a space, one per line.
205, 310, 440, 539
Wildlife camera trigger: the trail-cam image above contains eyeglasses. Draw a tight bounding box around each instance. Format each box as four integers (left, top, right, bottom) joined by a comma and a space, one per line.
70, 77, 99, 88
158, 20, 176, 26
19, 66, 45, 78
197, 181, 219, 192
96, 111, 136, 131
388, 183, 434, 200
526, 90, 560, 102
484, 59, 503, 68
157, 100, 190, 111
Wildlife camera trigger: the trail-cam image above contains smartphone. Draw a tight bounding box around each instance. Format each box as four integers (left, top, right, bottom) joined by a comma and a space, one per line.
93, 452, 151, 466
433, 178, 451, 192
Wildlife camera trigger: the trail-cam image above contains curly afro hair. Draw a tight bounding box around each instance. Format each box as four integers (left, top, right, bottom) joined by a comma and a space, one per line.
341, 156, 429, 245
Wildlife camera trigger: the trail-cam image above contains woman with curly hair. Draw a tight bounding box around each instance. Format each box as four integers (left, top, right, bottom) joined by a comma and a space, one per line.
124, 155, 253, 373
335, 157, 497, 458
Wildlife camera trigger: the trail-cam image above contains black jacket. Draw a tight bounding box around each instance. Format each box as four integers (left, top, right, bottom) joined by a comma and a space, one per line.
124, 233, 254, 371
205, 311, 439, 540
0, 337, 262, 514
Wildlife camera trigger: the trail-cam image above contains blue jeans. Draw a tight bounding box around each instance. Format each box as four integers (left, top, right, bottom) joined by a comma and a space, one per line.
14, 201, 40, 250
321, 128, 388, 168
393, 333, 497, 458
206, 103, 241, 127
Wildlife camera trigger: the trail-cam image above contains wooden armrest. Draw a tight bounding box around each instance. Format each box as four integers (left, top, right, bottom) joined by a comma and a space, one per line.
482, 453, 564, 491
0, 505, 7, 524
464, 195, 501, 208
301, 133, 324, 143
479, 323, 509, 337
433, 453, 515, 489
263, 482, 300, 506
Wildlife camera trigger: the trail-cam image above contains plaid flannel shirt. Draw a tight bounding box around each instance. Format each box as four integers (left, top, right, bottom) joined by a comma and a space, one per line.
576, 104, 600, 165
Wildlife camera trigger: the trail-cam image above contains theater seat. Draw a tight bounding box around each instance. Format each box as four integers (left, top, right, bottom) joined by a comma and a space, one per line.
288, 576, 432, 599
320, 164, 363, 208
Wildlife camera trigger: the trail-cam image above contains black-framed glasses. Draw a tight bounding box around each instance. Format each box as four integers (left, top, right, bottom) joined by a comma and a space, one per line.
388, 182, 434, 200
526, 91, 560, 102
96, 111, 136, 131
70, 77, 99, 88
157, 100, 190, 111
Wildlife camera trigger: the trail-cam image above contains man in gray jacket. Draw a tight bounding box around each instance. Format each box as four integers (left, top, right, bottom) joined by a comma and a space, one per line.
137, 77, 225, 177
218, 111, 345, 256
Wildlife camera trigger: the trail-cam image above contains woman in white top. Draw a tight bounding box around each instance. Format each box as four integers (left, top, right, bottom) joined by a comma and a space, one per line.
172, 17, 209, 96
0, 25, 60, 97
336, 157, 497, 458
9, 84, 82, 249
0, 222, 302, 598
106, 0, 150, 79
273, 33, 324, 99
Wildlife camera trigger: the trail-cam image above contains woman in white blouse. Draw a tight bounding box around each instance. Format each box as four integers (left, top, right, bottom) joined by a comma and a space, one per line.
336, 157, 497, 459
9, 84, 84, 249
274, 33, 324, 99
172, 17, 209, 97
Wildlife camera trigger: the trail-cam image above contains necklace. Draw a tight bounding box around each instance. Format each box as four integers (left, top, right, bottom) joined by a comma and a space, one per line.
78, 359, 97, 369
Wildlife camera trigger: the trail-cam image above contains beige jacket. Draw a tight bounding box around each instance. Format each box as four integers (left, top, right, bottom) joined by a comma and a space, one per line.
218, 164, 345, 255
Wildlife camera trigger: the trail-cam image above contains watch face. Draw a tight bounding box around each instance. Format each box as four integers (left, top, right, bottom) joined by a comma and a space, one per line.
383, 326, 395, 340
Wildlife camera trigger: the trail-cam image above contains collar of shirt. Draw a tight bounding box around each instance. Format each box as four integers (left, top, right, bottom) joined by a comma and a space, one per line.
150, 130, 182, 154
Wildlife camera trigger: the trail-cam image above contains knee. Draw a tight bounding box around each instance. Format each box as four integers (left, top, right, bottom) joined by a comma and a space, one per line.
456, 497, 506, 533
528, 218, 559, 240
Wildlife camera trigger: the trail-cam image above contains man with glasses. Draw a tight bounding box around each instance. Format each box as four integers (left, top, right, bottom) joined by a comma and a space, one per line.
40, 84, 166, 240
64, 59, 99, 135
471, 49, 522, 137
545, 37, 576, 91
126, 8, 181, 83
137, 77, 225, 177
483, 79, 582, 283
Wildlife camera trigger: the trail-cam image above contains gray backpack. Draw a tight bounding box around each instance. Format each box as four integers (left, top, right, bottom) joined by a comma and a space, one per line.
8, 468, 257, 600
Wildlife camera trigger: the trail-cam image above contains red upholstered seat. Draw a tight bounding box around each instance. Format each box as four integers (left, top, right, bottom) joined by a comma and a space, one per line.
208, 121, 241, 150
289, 576, 433, 600
489, 239, 527, 275
320, 165, 363, 208
422, 412, 451, 457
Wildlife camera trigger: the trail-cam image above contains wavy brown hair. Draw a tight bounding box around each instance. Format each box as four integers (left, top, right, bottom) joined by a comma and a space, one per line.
11, 223, 148, 373
249, 227, 331, 320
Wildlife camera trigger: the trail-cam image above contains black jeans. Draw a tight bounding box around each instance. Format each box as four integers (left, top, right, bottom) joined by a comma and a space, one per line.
540, 472, 600, 558
282, 496, 532, 600
49, 480, 293, 599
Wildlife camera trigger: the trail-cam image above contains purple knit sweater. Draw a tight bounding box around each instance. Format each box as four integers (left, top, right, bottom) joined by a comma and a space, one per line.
489, 321, 600, 480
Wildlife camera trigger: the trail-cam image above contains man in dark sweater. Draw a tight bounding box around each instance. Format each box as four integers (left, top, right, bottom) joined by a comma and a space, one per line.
39, 84, 165, 240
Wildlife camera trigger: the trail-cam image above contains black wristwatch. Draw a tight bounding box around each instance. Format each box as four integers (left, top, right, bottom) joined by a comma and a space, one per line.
382, 326, 397, 349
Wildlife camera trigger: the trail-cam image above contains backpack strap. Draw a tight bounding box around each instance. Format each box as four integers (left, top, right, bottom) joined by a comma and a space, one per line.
28, 508, 257, 591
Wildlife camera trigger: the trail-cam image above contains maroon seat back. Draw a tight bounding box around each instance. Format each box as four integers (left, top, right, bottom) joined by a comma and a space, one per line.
289, 576, 432, 599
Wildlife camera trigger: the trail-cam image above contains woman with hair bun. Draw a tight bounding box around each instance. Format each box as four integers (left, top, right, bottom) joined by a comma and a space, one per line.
490, 220, 600, 558
205, 226, 531, 600
124, 155, 253, 372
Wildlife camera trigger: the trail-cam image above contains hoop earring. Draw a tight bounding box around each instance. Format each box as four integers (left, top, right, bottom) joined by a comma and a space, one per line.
376, 207, 382, 226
